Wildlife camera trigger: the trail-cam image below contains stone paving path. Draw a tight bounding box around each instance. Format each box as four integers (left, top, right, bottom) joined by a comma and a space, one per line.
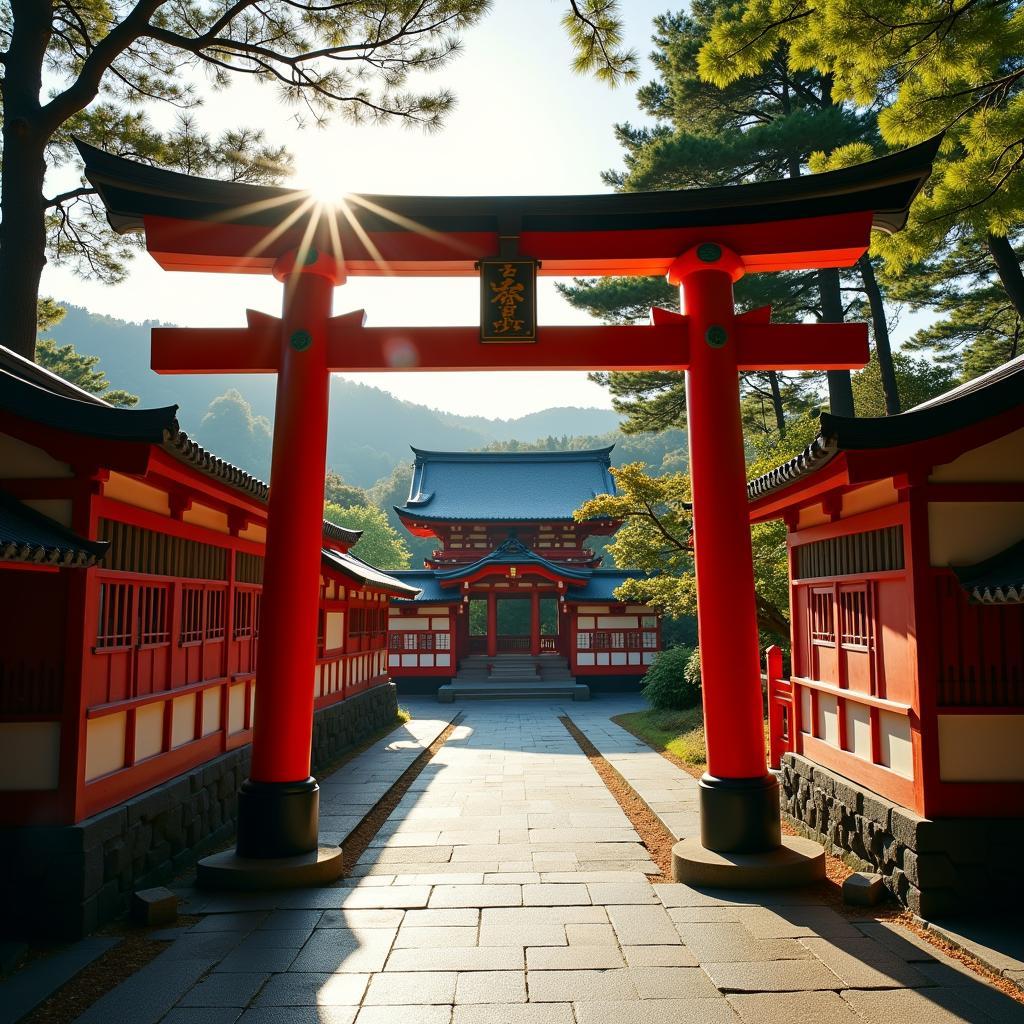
76, 698, 1024, 1024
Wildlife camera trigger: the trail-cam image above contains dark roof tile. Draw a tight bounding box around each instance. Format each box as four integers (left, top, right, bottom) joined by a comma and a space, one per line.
0, 491, 108, 567
396, 447, 617, 523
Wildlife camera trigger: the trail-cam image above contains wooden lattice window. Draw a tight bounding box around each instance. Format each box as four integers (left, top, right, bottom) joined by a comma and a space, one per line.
839, 587, 871, 649
642, 631, 658, 649
233, 589, 255, 638
137, 585, 170, 645
96, 582, 134, 648
206, 589, 226, 640
180, 587, 204, 644
810, 589, 835, 644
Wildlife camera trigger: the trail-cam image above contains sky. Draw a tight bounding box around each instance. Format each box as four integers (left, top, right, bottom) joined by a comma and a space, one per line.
40, 2, 925, 419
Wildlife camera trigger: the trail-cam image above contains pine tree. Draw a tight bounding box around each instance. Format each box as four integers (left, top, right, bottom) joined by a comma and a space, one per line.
886, 229, 1024, 380
323, 503, 412, 570
35, 338, 139, 407
699, 0, 1024, 365
560, 4, 896, 426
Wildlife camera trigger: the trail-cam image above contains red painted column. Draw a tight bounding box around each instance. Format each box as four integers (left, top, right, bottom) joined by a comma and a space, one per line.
530, 588, 541, 656
486, 589, 498, 657
235, 247, 344, 859
670, 243, 780, 852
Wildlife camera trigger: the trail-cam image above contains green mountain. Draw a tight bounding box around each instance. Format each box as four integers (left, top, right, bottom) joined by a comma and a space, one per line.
48, 305, 628, 486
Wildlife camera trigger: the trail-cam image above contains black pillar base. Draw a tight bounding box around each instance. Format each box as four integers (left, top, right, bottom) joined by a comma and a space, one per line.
699, 773, 782, 854
236, 777, 319, 859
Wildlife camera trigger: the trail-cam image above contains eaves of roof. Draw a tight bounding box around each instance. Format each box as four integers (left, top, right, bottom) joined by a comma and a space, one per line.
321, 548, 421, 597
0, 491, 109, 568
0, 366, 362, 546
747, 353, 1024, 505
433, 537, 593, 583
952, 538, 1024, 605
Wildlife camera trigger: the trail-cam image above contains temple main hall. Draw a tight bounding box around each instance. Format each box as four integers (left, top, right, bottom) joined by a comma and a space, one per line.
387, 447, 661, 701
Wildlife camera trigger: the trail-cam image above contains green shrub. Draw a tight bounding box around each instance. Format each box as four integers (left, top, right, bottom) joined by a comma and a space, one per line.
642, 645, 701, 710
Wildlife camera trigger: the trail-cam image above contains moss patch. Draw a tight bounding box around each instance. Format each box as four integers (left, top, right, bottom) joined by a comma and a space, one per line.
612, 708, 708, 773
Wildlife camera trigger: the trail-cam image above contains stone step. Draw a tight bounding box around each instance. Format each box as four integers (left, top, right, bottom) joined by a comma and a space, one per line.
438, 681, 590, 703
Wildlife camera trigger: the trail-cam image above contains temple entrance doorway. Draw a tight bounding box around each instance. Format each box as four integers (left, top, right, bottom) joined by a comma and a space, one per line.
466, 593, 561, 658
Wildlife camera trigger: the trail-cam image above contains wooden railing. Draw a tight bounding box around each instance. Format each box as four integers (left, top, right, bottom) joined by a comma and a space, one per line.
497, 635, 530, 653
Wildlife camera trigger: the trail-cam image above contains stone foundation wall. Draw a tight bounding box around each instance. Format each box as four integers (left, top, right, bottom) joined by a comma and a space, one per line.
780, 752, 1024, 919
1, 683, 398, 940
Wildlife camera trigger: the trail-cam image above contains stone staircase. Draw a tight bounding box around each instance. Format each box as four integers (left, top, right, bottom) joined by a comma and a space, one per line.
437, 654, 589, 702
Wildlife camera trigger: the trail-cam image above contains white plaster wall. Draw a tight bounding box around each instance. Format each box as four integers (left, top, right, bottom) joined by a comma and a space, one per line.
135, 704, 164, 761
929, 502, 1024, 566
878, 710, 913, 778
844, 702, 872, 761
202, 688, 221, 736
228, 683, 247, 734
930, 427, 1024, 482
171, 694, 197, 749
938, 715, 1024, 781
325, 611, 345, 650
0, 433, 72, 478
0, 722, 60, 789
85, 714, 126, 782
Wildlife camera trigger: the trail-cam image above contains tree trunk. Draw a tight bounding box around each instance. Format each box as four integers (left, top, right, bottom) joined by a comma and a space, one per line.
988, 232, 1024, 319
0, 1, 54, 360
818, 267, 855, 417
857, 254, 900, 415
767, 370, 786, 436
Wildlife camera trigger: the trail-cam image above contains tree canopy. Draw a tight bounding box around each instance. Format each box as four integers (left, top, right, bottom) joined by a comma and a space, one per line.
5, 0, 639, 362
698, 0, 1024, 374
323, 502, 412, 570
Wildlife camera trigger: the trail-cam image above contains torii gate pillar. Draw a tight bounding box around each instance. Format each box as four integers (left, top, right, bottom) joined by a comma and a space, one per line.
198, 248, 345, 888
669, 243, 823, 884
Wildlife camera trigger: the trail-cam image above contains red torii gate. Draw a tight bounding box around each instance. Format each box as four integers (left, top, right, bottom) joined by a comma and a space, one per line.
80, 139, 938, 886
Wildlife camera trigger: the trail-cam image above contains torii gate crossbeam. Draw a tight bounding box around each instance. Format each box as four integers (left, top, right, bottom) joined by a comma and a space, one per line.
79, 138, 940, 888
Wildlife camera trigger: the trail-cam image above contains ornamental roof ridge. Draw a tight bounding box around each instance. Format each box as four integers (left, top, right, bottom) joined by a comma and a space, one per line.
434, 533, 593, 583
409, 446, 615, 463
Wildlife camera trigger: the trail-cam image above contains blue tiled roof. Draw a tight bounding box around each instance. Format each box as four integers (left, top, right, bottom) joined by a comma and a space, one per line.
395, 447, 617, 523
389, 565, 650, 605
388, 571, 456, 604
564, 570, 648, 602
435, 536, 592, 583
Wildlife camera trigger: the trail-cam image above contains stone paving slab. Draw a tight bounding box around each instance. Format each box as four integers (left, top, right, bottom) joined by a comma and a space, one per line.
0, 936, 119, 1024
69, 699, 1024, 1024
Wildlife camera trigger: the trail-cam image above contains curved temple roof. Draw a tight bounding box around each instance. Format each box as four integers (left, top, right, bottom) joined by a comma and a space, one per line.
396, 447, 617, 524
76, 137, 942, 277
0, 364, 361, 547
434, 536, 593, 584
321, 547, 422, 598
748, 353, 1024, 502
0, 491, 109, 568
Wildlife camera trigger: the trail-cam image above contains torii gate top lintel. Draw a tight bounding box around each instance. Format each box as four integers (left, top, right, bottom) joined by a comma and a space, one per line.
77, 136, 940, 278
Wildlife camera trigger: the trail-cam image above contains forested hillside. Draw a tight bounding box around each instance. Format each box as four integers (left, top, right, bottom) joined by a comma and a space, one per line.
47, 305, 625, 487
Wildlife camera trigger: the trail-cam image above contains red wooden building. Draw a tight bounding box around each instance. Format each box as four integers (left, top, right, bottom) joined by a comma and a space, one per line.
752, 356, 1024, 914
386, 447, 661, 699
0, 348, 417, 833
